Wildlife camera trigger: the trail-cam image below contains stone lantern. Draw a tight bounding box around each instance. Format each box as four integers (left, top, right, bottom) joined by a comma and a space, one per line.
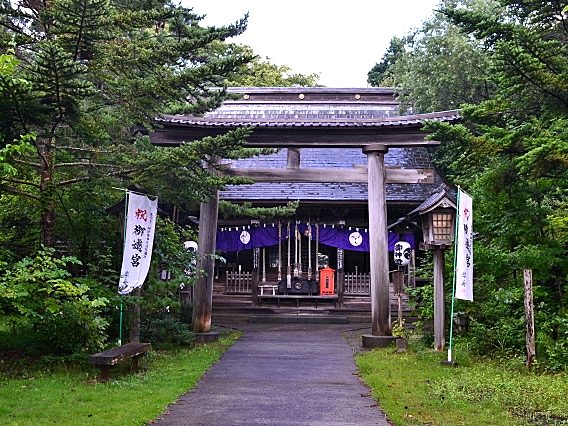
408, 185, 456, 351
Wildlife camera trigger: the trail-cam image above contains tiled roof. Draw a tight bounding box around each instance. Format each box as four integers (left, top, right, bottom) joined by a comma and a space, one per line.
407, 184, 457, 216
221, 146, 443, 203
157, 110, 460, 128
156, 87, 457, 205
227, 147, 432, 169
220, 181, 443, 203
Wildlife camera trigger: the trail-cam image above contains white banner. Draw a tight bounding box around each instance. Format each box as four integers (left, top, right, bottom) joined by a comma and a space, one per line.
455, 189, 473, 301
118, 192, 158, 295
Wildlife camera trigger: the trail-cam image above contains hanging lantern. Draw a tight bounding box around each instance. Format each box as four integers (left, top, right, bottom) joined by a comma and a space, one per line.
184, 241, 198, 253
393, 241, 411, 266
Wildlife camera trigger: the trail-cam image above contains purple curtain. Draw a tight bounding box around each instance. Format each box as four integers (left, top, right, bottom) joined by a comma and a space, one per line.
216, 223, 416, 253
216, 226, 280, 253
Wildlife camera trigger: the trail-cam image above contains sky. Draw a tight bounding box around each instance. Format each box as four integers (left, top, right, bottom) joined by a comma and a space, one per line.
185, 1, 441, 88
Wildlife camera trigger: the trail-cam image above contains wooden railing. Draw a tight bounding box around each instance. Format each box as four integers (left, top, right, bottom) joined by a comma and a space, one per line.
344, 272, 370, 296
225, 271, 252, 294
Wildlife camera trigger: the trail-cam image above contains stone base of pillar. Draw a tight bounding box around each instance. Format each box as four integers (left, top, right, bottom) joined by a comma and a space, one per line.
362, 334, 395, 349
194, 331, 220, 345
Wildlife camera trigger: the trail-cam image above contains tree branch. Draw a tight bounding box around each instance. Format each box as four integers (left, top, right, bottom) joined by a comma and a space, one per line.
0, 185, 40, 200
0, 177, 41, 188
12, 158, 41, 168
57, 146, 112, 153
57, 167, 138, 186
55, 162, 122, 168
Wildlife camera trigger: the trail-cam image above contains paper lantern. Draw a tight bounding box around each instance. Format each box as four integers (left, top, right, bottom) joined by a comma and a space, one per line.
393, 241, 411, 266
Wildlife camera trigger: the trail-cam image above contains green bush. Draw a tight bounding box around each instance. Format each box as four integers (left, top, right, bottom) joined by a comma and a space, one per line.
141, 314, 194, 348
538, 313, 568, 372
0, 248, 109, 355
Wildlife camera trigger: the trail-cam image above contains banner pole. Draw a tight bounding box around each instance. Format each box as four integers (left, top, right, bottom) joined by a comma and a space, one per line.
118, 297, 123, 346
118, 191, 129, 346
448, 187, 461, 363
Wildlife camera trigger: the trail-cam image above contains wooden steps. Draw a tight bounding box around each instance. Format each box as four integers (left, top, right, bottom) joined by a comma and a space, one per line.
212, 296, 414, 325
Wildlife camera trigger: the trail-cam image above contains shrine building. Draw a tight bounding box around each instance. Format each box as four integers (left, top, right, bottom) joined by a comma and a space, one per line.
151, 87, 459, 338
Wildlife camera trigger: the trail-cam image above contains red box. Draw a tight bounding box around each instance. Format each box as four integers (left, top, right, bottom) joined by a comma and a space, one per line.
319, 266, 335, 295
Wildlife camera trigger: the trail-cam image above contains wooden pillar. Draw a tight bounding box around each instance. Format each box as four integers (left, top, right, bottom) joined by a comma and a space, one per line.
192, 190, 219, 333
252, 247, 260, 306
392, 270, 405, 326
337, 247, 345, 306
129, 287, 141, 343
363, 144, 391, 336
524, 269, 536, 370
433, 247, 445, 351
287, 148, 300, 169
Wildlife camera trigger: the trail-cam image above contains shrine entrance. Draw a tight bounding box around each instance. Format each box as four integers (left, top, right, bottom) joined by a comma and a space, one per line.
151, 87, 459, 340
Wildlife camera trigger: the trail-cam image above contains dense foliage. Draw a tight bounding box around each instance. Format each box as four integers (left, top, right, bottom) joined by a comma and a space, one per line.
0, 0, 251, 354
0, 247, 109, 353
371, 0, 568, 370
210, 42, 320, 87
368, 0, 498, 112
0, 1, 313, 355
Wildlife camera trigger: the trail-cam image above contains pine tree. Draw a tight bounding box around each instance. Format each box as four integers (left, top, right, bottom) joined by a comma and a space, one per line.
0, 0, 253, 247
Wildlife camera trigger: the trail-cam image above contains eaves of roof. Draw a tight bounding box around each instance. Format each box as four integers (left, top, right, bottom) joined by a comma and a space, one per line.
156, 110, 461, 129
406, 184, 457, 216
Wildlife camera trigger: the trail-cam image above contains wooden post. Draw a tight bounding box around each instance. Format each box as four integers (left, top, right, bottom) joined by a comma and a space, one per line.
252, 247, 260, 306
192, 190, 219, 333
128, 287, 141, 343
363, 144, 391, 336
180, 284, 192, 320
287, 148, 300, 169
286, 222, 291, 289
337, 247, 345, 306
392, 270, 405, 327
434, 247, 445, 351
524, 269, 536, 370
262, 247, 266, 283
409, 250, 416, 288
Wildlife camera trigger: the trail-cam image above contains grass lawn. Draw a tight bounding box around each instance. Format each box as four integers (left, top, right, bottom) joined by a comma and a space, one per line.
357, 346, 568, 426
0, 331, 241, 425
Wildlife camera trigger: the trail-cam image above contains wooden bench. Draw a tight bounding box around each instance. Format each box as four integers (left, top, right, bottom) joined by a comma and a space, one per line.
259, 284, 278, 295
258, 294, 338, 309
89, 342, 150, 381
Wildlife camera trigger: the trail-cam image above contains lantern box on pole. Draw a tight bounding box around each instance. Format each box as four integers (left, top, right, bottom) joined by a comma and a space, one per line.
406, 185, 457, 250
406, 185, 457, 353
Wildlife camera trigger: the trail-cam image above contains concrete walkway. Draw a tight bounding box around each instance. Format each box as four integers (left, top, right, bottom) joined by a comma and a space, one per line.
153, 324, 390, 426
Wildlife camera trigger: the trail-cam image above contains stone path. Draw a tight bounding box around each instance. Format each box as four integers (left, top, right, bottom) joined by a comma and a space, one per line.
153, 324, 390, 425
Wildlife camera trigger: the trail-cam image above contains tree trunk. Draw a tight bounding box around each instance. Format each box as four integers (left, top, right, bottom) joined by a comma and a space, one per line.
524, 269, 536, 370
39, 138, 56, 247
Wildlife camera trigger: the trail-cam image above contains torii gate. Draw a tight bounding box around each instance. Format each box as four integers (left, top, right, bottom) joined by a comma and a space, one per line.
151, 110, 459, 345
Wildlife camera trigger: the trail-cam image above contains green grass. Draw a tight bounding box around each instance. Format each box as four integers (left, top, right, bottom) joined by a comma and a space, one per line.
0, 332, 241, 425
357, 346, 568, 426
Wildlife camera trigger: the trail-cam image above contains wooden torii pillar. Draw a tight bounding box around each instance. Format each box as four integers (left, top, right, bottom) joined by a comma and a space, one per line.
151, 107, 459, 347
192, 190, 220, 343
362, 144, 394, 347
